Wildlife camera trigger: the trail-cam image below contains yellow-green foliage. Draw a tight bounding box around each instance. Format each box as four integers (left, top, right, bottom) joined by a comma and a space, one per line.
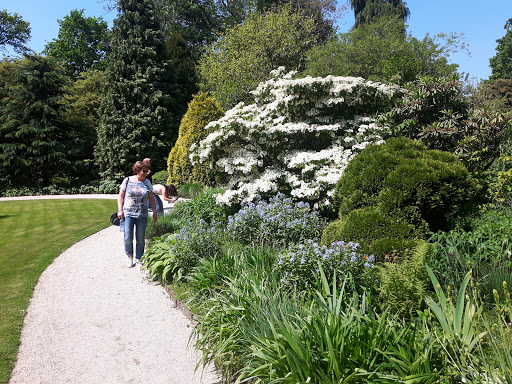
377, 240, 433, 318
167, 93, 224, 186
489, 153, 512, 205
320, 219, 345, 246
320, 207, 421, 262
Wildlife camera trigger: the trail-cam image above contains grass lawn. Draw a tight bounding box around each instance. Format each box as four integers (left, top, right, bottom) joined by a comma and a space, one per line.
0, 198, 117, 383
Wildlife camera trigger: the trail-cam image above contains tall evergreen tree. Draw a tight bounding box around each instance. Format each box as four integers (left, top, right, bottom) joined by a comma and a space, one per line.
348, 0, 410, 28
355, 0, 409, 28
95, 0, 180, 179
0, 55, 70, 187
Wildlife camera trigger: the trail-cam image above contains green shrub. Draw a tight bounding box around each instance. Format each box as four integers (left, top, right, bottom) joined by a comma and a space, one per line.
488, 145, 512, 206
177, 182, 205, 198
333, 137, 478, 233
225, 194, 326, 248
151, 170, 169, 185
321, 206, 421, 261
167, 93, 224, 186
189, 188, 230, 225
429, 207, 512, 291
171, 220, 225, 275
169, 199, 195, 220
98, 178, 119, 194
377, 240, 433, 318
145, 214, 186, 241
142, 237, 179, 284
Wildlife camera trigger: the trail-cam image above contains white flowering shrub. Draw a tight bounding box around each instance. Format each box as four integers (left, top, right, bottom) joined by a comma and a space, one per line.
190, 73, 401, 210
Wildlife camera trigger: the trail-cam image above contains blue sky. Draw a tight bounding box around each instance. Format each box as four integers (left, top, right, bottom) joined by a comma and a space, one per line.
3, 0, 512, 81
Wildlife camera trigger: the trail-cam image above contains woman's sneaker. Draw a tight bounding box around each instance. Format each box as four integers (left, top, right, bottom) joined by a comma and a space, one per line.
127, 254, 134, 268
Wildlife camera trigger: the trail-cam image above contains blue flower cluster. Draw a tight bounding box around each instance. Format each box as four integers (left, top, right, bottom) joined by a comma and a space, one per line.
226, 193, 326, 247
171, 219, 225, 273
276, 240, 376, 293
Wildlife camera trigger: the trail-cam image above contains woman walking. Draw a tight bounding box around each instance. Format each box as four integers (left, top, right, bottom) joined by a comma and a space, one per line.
117, 161, 158, 267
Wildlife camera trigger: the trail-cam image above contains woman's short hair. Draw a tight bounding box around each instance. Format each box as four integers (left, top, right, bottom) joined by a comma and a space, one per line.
132, 161, 147, 174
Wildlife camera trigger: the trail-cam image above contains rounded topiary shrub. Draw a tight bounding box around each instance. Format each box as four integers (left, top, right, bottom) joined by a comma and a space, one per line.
333, 137, 478, 232
167, 93, 224, 186
321, 206, 421, 261
152, 170, 169, 185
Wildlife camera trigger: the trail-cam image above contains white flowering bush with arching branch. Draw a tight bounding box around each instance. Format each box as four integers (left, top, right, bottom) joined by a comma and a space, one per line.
190, 72, 402, 210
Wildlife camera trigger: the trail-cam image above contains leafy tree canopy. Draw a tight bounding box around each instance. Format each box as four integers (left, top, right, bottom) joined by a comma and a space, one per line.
0, 9, 31, 55
490, 18, 512, 80
198, 6, 319, 108
43, 9, 111, 78
266, 0, 339, 42
303, 16, 461, 84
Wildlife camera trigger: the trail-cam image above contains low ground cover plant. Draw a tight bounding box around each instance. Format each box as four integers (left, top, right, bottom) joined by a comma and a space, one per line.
429, 206, 512, 296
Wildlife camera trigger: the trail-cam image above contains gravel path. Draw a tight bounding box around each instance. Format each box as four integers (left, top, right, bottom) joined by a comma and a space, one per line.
7, 196, 220, 384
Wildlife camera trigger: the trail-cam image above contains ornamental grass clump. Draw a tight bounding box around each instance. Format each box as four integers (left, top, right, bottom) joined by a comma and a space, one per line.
276, 240, 376, 294
191, 72, 401, 210
225, 193, 326, 247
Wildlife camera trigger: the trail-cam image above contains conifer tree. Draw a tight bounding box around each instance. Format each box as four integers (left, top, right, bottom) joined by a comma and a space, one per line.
95, 0, 180, 179
167, 93, 224, 186
0, 55, 70, 187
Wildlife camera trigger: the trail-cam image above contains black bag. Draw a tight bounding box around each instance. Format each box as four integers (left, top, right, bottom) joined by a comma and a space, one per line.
110, 212, 121, 226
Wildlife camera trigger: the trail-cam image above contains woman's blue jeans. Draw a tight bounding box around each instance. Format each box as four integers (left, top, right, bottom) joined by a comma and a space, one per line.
123, 216, 147, 260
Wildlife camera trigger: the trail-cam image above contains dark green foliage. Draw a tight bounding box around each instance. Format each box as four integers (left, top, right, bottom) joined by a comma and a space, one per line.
189, 188, 230, 224
429, 207, 512, 292
167, 93, 224, 186
177, 182, 206, 198
166, 33, 198, 105
151, 170, 169, 185
0, 55, 74, 187
0, 10, 31, 54
334, 137, 478, 233
145, 213, 186, 240
381, 76, 468, 139
64, 69, 105, 183
383, 76, 512, 174
304, 18, 460, 85
490, 18, 512, 80
354, 0, 410, 28
158, 0, 254, 61
95, 0, 181, 179
43, 9, 110, 78
469, 78, 512, 113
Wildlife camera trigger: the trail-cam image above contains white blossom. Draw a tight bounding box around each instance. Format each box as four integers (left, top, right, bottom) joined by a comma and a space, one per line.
191, 74, 399, 208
